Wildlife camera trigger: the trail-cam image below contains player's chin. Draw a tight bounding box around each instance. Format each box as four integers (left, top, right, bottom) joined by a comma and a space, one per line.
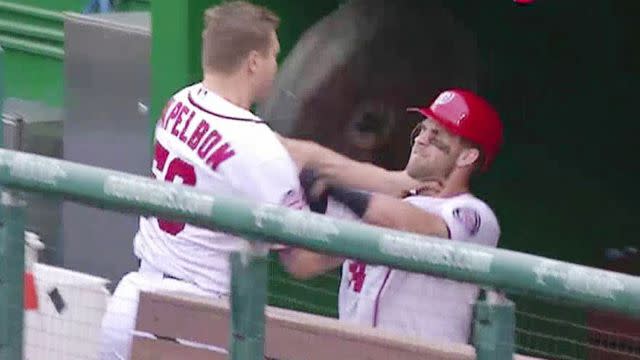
407, 152, 428, 167
405, 162, 420, 179
406, 160, 432, 179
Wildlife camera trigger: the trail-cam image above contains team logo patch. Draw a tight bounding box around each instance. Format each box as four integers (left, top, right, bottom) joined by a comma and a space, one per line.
281, 189, 306, 210
453, 207, 481, 236
434, 91, 455, 106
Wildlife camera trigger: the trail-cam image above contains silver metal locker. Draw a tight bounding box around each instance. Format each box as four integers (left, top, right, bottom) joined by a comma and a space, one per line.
63, 11, 151, 287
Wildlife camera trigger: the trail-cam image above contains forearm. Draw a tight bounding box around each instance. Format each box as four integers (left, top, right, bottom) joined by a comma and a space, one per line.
278, 248, 344, 279
366, 195, 446, 235
316, 157, 414, 197
281, 136, 417, 197
328, 187, 450, 238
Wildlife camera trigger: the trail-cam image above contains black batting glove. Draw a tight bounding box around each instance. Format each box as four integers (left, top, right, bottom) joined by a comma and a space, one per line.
298, 167, 328, 214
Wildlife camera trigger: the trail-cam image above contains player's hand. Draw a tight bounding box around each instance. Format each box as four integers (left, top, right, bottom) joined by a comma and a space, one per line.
398, 176, 444, 197
411, 179, 444, 196
299, 167, 329, 213
388, 171, 444, 198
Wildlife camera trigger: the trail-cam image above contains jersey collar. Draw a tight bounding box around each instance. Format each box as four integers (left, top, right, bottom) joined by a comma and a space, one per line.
188, 84, 263, 123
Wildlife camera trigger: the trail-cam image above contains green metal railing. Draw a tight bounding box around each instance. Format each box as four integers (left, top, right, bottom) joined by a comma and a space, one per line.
0, 19, 64, 42
0, 2, 64, 23
0, 44, 3, 142
0, 149, 638, 359
0, 1, 64, 59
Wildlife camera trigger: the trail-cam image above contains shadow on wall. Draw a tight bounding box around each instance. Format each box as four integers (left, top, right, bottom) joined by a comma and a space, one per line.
258, 0, 481, 318
259, 0, 478, 171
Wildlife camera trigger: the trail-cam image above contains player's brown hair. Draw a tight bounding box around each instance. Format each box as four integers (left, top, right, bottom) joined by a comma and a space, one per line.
202, 1, 280, 73
461, 138, 485, 173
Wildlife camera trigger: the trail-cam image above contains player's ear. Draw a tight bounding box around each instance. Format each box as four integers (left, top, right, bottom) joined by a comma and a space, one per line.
247, 50, 260, 74
456, 147, 480, 168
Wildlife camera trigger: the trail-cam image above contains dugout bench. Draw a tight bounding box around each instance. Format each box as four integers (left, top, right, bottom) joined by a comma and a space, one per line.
131, 290, 543, 360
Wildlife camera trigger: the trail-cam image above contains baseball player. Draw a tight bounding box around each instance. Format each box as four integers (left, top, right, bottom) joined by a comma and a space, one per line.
280, 89, 503, 344
99, 2, 306, 359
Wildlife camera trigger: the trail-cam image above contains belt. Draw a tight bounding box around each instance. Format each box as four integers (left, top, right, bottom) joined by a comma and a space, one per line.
138, 258, 183, 281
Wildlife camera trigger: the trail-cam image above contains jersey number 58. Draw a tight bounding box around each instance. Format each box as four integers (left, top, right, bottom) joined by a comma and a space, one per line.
152, 142, 197, 235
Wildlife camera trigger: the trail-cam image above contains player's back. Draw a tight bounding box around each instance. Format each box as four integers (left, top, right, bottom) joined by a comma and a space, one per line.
134, 84, 304, 295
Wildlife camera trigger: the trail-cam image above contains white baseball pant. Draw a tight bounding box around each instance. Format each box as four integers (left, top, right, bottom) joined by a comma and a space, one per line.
99, 261, 225, 360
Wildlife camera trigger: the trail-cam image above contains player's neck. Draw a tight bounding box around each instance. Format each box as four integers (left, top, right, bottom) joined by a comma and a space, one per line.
202, 72, 254, 110
438, 170, 471, 198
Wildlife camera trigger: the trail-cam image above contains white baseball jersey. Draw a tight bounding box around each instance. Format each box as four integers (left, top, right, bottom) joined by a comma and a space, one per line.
338, 193, 500, 344
133, 83, 305, 295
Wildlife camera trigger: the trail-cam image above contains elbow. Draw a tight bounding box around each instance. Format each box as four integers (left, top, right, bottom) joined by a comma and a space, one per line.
288, 269, 319, 280
278, 250, 319, 280
283, 261, 317, 280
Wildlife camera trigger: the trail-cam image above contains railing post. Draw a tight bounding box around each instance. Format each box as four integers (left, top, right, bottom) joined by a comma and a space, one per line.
0, 191, 26, 360
1, 45, 4, 144
473, 289, 516, 360
229, 242, 269, 360
0, 46, 27, 360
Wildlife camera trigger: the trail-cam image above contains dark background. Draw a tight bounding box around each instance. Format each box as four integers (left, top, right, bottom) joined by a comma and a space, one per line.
450, 0, 639, 268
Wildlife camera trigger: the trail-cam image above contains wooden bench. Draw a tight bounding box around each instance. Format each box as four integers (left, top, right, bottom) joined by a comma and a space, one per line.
131, 290, 542, 360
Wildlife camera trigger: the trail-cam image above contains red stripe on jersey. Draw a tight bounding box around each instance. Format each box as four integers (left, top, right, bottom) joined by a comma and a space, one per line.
372, 268, 393, 327
188, 93, 266, 124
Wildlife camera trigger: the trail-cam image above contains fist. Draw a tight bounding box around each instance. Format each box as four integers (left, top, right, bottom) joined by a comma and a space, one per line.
298, 167, 329, 213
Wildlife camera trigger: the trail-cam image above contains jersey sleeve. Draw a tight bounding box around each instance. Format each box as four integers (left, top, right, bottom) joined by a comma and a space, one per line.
222, 145, 307, 251
230, 154, 307, 209
437, 198, 500, 247
207, 122, 303, 210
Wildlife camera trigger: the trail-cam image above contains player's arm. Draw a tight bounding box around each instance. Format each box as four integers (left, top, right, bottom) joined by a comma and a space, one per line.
279, 136, 421, 197
362, 193, 450, 238
278, 248, 344, 279
301, 169, 449, 238
282, 197, 449, 280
